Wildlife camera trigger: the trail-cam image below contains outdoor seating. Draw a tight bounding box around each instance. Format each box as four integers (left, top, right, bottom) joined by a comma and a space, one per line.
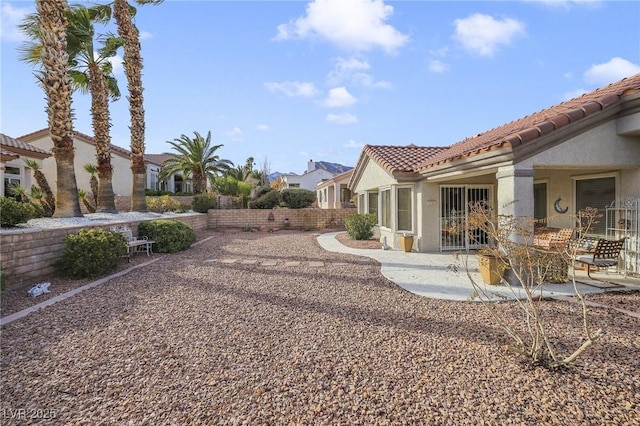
573, 238, 626, 279
111, 226, 155, 261
533, 227, 573, 283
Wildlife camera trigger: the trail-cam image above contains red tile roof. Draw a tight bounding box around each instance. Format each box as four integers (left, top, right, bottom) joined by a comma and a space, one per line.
418, 73, 640, 170
144, 153, 178, 166
362, 144, 448, 174
0, 133, 51, 157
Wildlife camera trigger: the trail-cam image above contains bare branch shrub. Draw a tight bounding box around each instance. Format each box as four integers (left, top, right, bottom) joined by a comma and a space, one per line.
460, 201, 604, 369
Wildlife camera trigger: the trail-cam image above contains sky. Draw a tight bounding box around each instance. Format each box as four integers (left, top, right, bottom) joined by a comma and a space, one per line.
1, 0, 639, 176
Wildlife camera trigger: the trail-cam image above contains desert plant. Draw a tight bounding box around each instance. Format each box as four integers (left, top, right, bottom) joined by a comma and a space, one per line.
145, 195, 181, 213
83, 163, 99, 208
281, 188, 316, 209
0, 197, 43, 227
78, 189, 96, 213
460, 201, 603, 369
192, 194, 217, 213
56, 228, 127, 278
345, 213, 377, 240
23, 159, 55, 215
138, 219, 195, 253
249, 188, 280, 209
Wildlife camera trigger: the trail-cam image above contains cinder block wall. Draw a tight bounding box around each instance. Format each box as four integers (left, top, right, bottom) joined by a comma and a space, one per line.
0, 213, 207, 290
207, 208, 356, 230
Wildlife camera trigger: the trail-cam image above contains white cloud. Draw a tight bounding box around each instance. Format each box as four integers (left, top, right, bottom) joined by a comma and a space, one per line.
327, 56, 391, 89
1, 3, 32, 42
453, 13, 525, 57
343, 139, 364, 149
524, 0, 601, 9
107, 55, 124, 76
428, 59, 450, 73
274, 0, 408, 54
226, 127, 244, 141
257, 124, 270, 131
583, 57, 640, 86
321, 87, 357, 108
326, 112, 358, 124
264, 81, 319, 97
139, 31, 153, 40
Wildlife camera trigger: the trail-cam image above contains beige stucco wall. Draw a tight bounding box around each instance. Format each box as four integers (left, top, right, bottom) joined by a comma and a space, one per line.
351, 158, 397, 193
27, 135, 133, 196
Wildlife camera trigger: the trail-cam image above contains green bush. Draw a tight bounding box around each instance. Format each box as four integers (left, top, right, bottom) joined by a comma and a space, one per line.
0, 197, 43, 227
192, 194, 218, 213
345, 213, 378, 240
212, 176, 239, 196
146, 195, 182, 213
145, 189, 173, 196
56, 229, 127, 279
249, 189, 281, 209
281, 189, 316, 209
138, 219, 196, 253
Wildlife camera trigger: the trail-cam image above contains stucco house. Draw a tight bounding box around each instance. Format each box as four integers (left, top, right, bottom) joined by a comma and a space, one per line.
317, 169, 354, 209
350, 73, 640, 274
281, 160, 347, 191
0, 133, 51, 198
16, 129, 188, 197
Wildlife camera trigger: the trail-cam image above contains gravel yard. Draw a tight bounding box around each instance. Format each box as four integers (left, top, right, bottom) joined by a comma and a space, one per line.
1, 230, 639, 424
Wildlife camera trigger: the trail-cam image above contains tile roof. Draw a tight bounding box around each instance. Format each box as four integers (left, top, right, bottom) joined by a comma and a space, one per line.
0, 133, 51, 156
418, 73, 640, 170
362, 144, 448, 174
18, 128, 133, 158
144, 153, 178, 166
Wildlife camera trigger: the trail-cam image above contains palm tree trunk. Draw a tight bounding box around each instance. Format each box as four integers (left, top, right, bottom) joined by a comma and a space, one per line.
113, 0, 147, 212
88, 62, 117, 213
36, 0, 83, 218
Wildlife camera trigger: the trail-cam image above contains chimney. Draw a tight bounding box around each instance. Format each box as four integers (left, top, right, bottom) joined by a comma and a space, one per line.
307, 159, 315, 173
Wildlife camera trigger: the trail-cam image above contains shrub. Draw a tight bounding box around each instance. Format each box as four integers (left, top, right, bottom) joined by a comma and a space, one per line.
56, 229, 127, 279
281, 189, 316, 209
192, 194, 218, 213
249, 189, 281, 209
0, 197, 43, 227
146, 195, 182, 213
138, 219, 195, 253
345, 213, 377, 240
145, 189, 173, 196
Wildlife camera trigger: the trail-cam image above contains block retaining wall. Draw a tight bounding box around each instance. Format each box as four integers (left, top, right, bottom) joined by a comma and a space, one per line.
207, 208, 356, 231
0, 213, 207, 290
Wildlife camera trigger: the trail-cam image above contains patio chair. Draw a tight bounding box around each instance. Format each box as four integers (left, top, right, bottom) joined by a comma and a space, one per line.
573, 238, 626, 279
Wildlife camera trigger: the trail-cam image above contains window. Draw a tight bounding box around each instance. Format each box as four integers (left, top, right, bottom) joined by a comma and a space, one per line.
575, 176, 616, 235
358, 193, 365, 213
368, 192, 378, 219
3, 166, 22, 199
397, 187, 412, 231
289, 183, 300, 188
381, 189, 391, 228
318, 191, 323, 203
533, 183, 547, 221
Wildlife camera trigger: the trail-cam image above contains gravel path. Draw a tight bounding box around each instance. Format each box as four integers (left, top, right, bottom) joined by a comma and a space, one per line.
1, 230, 638, 424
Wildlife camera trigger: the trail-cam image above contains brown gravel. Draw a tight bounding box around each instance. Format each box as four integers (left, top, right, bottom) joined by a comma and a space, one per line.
1, 229, 639, 424
336, 232, 383, 250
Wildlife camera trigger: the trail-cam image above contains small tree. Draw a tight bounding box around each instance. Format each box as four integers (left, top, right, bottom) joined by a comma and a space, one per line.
83, 163, 99, 208
24, 159, 55, 216
460, 201, 603, 369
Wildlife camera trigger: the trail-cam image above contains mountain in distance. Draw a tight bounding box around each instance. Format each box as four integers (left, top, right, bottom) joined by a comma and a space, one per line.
269, 161, 353, 182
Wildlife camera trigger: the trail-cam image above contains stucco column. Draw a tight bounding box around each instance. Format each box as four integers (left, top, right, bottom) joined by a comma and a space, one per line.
334, 182, 339, 208
496, 166, 535, 243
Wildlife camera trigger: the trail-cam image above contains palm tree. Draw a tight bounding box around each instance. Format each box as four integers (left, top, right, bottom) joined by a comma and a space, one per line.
21, 5, 122, 214
24, 159, 55, 217
112, 0, 163, 212
34, 0, 83, 217
83, 163, 99, 208
160, 131, 233, 194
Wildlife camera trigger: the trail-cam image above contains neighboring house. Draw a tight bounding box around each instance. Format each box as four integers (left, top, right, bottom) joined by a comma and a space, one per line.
350, 73, 640, 269
19, 129, 135, 197
317, 169, 354, 209
282, 160, 351, 191
17, 129, 188, 196
143, 153, 191, 193
0, 133, 51, 198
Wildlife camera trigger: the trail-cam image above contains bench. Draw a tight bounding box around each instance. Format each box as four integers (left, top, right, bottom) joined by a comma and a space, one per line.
573, 238, 626, 279
533, 227, 574, 283
533, 227, 574, 250
111, 226, 155, 261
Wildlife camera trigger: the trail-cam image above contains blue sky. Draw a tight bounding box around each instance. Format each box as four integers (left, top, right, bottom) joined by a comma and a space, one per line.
1, 0, 639, 175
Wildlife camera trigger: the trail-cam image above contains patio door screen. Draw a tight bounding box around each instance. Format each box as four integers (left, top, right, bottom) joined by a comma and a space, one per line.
439, 185, 492, 251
